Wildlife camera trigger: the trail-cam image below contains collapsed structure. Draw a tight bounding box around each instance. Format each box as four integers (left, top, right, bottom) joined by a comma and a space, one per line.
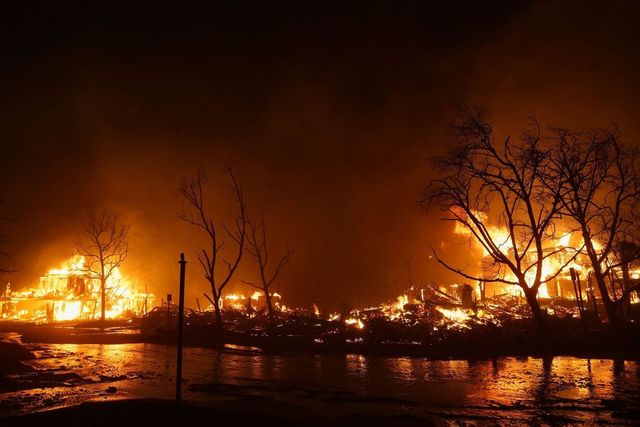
195, 229, 640, 335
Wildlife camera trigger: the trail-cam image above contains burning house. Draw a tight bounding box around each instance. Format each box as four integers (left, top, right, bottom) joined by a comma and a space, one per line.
0, 255, 153, 322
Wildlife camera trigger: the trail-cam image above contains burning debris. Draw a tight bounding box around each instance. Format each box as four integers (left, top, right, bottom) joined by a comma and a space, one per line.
0, 255, 153, 323
216, 291, 284, 314
324, 285, 521, 336
4, 221, 637, 345
143, 282, 576, 345
136, 246, 640, 351
138, 227, 640, 348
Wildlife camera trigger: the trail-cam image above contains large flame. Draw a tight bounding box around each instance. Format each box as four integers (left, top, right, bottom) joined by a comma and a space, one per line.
452, 211, 602, 297
0, 255, 153, 323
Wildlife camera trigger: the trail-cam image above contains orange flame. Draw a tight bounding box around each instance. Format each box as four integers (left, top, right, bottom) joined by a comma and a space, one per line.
1, 255, 153, 323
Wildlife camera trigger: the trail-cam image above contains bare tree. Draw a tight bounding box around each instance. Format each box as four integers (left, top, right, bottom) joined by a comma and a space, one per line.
545, 129, 640, 329
242, 212, 293, 324
78, 207, 130, 322
178, 167, 246, 329
424, 111, 576, 331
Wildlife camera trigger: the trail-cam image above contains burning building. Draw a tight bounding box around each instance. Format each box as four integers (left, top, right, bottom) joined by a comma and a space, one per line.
0, 255, 153, 322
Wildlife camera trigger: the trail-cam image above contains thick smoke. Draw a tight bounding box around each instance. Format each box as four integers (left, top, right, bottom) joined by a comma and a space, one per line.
1, 2, 639, 309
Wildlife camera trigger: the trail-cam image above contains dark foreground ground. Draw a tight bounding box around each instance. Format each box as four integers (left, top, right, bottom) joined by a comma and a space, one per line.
3, 319, 640, 425
3, 334, 640, 425
4, 397, 433, 426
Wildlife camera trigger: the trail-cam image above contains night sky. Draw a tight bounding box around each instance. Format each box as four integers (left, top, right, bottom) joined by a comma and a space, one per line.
1, 1, 640, 309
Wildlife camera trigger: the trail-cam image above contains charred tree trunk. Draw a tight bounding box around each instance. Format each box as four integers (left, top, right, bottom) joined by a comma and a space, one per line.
265, 291, 274, 324
100, 277, 106, 322
583, 233, 624, 329
523, 286, 546, 333
592, 267, 623, 330
617, 241, 638, 321
213, 295, 223, 329
621, 261, 631, 320
204, 289, 224, 331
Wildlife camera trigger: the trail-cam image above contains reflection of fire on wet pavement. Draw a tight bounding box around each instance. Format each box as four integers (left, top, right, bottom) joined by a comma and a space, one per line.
0, 334, 156, 417
2, 337, 640, 424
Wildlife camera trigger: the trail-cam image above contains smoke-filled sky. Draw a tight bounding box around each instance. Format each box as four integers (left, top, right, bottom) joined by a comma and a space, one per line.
1, 1, 640, 309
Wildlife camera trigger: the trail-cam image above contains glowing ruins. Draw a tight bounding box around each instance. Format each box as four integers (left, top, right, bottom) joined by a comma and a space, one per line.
1, 225, 638, 329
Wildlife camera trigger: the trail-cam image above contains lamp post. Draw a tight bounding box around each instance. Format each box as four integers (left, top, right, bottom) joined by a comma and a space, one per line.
176, 253, 187, 403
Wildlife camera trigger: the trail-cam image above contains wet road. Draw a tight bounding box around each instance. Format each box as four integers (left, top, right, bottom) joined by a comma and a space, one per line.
1, 337, 639, 425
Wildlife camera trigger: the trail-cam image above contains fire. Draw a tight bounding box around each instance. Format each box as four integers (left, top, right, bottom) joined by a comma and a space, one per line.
454, 210, 513, 253
558, 233, 572, 248
436, 307, 471, 324
452, 211, 609, 298
344, 317, 364, 329
0, 255, 153, 323
213, 291, 283, 313
395, 294, 408, 310
320, 284, 511, 334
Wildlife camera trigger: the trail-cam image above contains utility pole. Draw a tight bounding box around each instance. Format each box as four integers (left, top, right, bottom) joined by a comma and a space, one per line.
176, 253, 187, 403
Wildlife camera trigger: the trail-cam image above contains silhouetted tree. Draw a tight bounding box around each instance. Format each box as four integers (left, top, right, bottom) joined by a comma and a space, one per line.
545, 129, 640, 329
78, 207, 130, 322
424, 112, 576, 332
242, 212, 293, 324
178, 167, 246, 329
